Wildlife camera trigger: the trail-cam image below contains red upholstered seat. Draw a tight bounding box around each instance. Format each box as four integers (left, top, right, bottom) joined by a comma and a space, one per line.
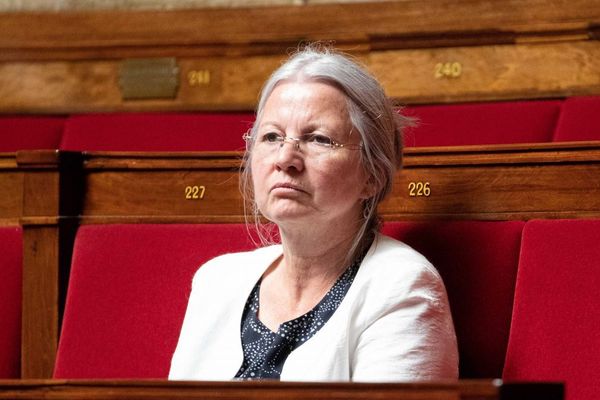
503, 219, 600, 400
382, 220, 524, 378
0, 116, 64, 151
553, 96, 600, 142
60, 113, 255, 152
403, 100, 561, 147
54, 224, 255, 378
0, 227, 22, 378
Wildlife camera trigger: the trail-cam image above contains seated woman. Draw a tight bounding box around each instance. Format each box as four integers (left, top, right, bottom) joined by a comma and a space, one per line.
169, 45, 458, 382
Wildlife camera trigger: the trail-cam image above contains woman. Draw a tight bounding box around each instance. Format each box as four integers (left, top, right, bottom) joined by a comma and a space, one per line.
169, 46, 458, 382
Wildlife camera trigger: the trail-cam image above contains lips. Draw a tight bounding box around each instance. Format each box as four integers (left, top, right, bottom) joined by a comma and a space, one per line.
270, 182, 307, 194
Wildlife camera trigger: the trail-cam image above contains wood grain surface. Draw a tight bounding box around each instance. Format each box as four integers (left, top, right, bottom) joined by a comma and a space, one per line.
0, 0, 599, 112
0, 379, 564, 400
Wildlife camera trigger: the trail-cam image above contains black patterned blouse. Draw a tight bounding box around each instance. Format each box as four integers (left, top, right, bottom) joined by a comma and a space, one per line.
234, 260, 361, 380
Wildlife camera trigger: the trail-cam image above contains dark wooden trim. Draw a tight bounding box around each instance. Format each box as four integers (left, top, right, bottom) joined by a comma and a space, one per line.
0, 379, 564, 400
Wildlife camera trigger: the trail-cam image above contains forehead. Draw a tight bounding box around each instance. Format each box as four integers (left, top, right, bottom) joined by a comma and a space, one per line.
260, 81, 350, 126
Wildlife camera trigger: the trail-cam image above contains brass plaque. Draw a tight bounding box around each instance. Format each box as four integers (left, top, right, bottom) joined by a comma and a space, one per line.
118, 58, 179, 100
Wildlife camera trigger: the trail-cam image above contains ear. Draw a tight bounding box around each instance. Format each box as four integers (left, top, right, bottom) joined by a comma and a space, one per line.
359, 175, 378, 200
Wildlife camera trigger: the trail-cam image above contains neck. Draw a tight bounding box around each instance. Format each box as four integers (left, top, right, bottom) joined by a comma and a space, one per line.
257, 218, 366, 330
269, 219, 361, 301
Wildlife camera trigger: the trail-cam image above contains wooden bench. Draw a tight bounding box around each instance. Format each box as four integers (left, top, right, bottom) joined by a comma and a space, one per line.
13, 141, 600, 379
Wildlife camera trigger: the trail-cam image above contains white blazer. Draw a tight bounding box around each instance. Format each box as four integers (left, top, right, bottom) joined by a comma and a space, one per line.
169, 234, 458, 382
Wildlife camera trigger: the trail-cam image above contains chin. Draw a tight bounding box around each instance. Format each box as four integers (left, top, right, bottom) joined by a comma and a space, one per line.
260, 206, 313, 225
263, 211, 308, 224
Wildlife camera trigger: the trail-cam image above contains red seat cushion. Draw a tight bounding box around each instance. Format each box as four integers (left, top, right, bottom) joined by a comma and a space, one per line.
0, 116, 64, 151
503, 219, 600, 400
0, 227, 22, 378
403, 100, 561, 147
54, 224, 255, 378
553, 96, 600, 142
382, 220, 524, 378
60, 113, 254, 152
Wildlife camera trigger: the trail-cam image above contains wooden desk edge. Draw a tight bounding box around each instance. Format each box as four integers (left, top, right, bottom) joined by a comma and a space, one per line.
0, 379, 564, 400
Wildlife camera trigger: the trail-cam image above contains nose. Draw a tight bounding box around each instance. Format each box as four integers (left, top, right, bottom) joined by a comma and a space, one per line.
280, 136, 301, 151
275, 137, 304, 172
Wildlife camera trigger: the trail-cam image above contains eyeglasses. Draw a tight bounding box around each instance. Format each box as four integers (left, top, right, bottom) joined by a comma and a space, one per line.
243, 131, 362, 156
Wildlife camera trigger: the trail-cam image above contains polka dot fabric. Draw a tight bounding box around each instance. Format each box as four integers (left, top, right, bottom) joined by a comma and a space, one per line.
235, 260, 360, 380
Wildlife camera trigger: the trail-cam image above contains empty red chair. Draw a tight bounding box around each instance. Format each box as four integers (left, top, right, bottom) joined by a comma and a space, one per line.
0, 226, 22, 378
403, 100, 561, 147
382, 220, 524, 378
0, 116, 64, 151
503, 219, 600, 400
60, 113, 254, 152
553, 96, 600, 142
54, 224, 255, 378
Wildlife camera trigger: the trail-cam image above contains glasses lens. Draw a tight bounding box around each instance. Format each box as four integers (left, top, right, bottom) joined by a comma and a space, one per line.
252, 133, 345, 156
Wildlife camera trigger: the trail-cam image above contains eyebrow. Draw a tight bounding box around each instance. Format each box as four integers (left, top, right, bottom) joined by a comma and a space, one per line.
257, 121, 284, 131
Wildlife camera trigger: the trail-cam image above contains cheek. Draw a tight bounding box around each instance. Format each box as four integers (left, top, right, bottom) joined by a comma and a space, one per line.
312, 158, 366, 197
250, 157, 269, 200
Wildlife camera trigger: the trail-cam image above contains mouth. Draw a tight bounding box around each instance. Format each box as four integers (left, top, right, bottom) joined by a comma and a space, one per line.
270, 182, 307, 194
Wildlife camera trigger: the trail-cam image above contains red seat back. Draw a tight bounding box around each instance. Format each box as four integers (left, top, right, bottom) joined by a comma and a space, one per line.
503, 219, 600, 400
54, 224, 255, 378
60, 113, 254, 152
553, 96, 600, 142
403, 100, 561, 147
382, 220, 524, 378
0, 227, 22, 378
0, 116, 64, 151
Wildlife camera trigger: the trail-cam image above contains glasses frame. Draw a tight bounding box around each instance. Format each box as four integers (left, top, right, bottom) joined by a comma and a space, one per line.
242, 132, 362, 153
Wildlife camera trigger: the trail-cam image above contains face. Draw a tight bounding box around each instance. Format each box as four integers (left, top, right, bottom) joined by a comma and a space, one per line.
250, 80, 371, 231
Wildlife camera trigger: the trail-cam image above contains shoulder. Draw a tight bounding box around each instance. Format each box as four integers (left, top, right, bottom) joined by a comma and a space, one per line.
356, 234, 447, 305
191, 244, 281, 289
365, 233, 442, 284
350, 234, 458, 380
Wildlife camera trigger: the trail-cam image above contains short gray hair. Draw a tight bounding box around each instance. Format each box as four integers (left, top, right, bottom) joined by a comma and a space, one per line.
241, 44, 409, 262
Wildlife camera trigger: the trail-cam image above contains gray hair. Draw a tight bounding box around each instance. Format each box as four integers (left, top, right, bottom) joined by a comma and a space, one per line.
241, 44, 409, 263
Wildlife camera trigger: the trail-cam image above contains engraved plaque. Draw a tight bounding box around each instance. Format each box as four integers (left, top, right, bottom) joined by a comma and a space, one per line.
119, 58, 179, 100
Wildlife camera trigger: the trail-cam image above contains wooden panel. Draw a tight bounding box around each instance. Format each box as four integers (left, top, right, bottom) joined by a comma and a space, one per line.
0, 379, 563, 400
17, 151, 63, 379
21, 226, 59, 379
22, 172, 60, 217
83, 170, 243, 219
384, 143, 600, 219
75, 143, 600, 224
388, 164, 600, 220
79, 153, 243, 222
0, 154, 22, 221
1, 0, 599, 60
371, 41, 600, 104
0, 40, 599, 113
0, 173, 22, 220
0, 0, 599, 112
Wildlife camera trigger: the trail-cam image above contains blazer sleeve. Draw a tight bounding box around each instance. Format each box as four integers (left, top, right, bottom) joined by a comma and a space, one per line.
351, 264, 458, 382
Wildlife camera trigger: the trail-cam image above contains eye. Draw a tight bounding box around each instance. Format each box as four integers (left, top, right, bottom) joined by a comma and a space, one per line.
306, 134, 334, 147
261, 132, 283, 143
